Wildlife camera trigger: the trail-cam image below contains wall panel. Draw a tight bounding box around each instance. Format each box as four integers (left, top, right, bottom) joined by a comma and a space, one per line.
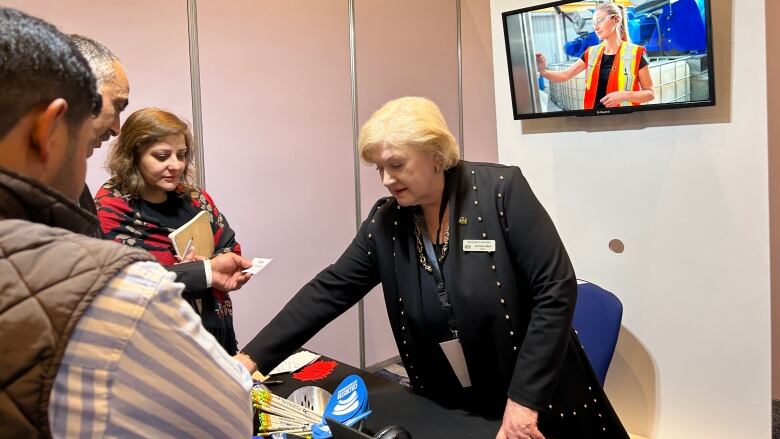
353, 0, 460, 367
6, 0, 503, 371
196, 1, 360, 365
767, 0, 780, 401
3, 0, 193, 194
462, 0, 499, 163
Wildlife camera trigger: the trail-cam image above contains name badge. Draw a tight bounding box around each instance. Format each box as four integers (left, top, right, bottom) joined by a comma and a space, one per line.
463, 239, 495, 252
439, 339, 471, 388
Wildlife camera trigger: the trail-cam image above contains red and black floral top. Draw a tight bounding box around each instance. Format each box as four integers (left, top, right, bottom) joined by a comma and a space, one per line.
95, 182, 241, 354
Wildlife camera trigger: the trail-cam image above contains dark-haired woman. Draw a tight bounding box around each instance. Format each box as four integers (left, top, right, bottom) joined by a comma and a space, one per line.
96, 107, 243, 355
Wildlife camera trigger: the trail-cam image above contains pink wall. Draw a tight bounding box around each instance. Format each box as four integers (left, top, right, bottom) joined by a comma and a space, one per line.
2, 0, 194, 194
354, 0, 499, 367
767, 0, 780, 401
355, 0, 460, 367
7, 0, 501, 368
195, 1, 361, 365
462, 0, 499, 163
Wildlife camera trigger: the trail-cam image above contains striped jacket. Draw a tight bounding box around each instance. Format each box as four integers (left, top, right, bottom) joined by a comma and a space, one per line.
0, 167, 252, 438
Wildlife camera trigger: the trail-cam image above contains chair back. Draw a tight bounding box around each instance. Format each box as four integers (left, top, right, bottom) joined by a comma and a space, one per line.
572, 280, 623, 385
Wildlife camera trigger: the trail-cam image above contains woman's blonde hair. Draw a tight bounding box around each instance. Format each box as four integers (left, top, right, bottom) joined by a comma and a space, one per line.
358, 96, 460, 170
596, 3, 630, 43
106, 107, 196, 197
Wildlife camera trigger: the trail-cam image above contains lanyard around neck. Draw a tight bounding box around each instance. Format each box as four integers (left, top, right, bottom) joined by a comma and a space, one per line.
416, 174, 458, 337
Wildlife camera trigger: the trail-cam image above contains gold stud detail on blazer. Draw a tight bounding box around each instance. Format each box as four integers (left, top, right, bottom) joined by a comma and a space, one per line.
482, 233, 487, 238
458, 217, 468, 225
472, 186, 477, 191
500, 298, 505, 304
368, 233, 372, 239
499, 211, 504, 217
397, 205, 400, 209
505, 314, 510, 320
491, 265, 496, 271
477, 216, 482, 222
497, 193, 502, 198
474, 200, 479, 206
496, 281, 502, 287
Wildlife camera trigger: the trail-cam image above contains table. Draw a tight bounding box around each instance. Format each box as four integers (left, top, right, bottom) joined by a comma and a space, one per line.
264, 354, 502, 437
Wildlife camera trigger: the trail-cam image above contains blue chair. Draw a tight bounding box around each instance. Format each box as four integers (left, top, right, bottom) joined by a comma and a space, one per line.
572, 280, 623, 386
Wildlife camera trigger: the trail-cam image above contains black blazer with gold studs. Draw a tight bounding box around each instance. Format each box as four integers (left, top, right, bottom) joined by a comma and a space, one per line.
244, 161, 627, 435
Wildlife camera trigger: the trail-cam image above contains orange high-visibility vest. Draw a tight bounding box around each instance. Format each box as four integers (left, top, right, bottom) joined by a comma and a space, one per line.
583, 41, 646, 109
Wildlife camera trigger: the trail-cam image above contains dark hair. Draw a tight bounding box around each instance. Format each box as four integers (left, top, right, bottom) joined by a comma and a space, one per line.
107, 107, 196, 197
0, 7, 102, 139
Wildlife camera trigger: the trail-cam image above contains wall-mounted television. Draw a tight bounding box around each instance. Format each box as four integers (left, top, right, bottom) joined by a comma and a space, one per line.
502, 0, 715, 120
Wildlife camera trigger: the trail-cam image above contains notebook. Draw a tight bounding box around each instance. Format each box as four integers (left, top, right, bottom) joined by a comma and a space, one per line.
168, 210, 214, 258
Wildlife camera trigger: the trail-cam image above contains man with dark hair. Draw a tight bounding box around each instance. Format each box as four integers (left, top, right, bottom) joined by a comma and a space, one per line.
0, 7, 251, 437
70, 33, 252, 296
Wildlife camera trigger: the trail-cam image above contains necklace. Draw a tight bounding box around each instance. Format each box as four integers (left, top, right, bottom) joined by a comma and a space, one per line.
413, 215, 450, 273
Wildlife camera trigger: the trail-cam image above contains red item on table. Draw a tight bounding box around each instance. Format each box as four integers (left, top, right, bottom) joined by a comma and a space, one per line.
292, 360, 337, 382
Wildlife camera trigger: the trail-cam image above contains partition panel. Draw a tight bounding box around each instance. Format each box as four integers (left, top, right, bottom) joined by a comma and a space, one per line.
462, 0, 499, 163
354, 0, 460, 367
2, 1, 194, 196
195, 1, 360, 365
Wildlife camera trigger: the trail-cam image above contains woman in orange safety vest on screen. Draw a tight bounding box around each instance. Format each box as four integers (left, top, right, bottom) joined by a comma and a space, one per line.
536, 3, 655, 109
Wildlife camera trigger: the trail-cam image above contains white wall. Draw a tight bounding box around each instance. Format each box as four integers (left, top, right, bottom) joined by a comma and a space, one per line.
490, 0, 770, 438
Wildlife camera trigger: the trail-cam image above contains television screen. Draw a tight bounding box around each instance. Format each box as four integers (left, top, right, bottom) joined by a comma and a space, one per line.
502, 0, 715, 119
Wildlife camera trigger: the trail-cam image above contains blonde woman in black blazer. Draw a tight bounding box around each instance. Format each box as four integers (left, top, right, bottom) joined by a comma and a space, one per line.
237, 97, 629, 439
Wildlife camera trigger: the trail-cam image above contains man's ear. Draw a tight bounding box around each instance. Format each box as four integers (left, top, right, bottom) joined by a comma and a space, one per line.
30, 98, 69, 163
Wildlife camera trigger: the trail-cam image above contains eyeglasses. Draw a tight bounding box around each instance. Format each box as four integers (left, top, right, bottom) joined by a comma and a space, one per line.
592, 14, 616, 26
